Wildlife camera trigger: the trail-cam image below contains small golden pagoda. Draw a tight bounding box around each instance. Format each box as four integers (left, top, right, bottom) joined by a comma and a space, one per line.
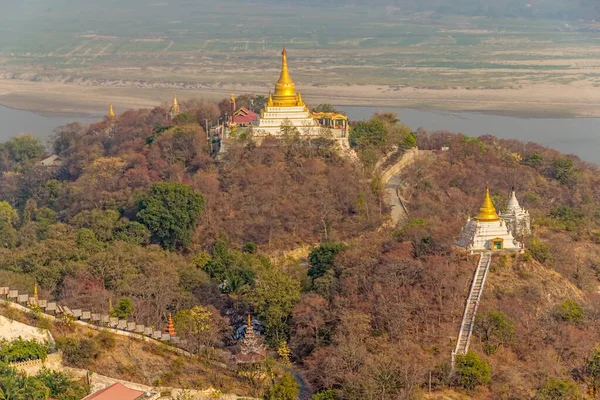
165, 313, 176, 336
108, 104, 115, 119
169, 94, 181, 119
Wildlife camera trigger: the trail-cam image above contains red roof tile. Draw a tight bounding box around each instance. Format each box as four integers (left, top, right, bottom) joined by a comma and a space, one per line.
85, 383, 146, 400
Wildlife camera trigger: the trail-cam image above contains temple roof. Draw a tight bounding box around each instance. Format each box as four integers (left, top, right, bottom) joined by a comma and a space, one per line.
475, 186, 500, 222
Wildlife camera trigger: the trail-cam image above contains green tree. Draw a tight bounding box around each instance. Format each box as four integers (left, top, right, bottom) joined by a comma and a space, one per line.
552, 157, 577, 186
585, 347, 600, 395
454, 351, 491, 390
247, 266, 301, 346
524, 152, 543, 167
113, 221, 151, 245
474, 310, 515, 355
264, 372, 299, 400
308, 242, 345, 280
0, 201, 18, 248
534, 378, 581, 400
4, 133, 44, 164
313, 390, 336, 400
136, 182, 205, 250
349, 119, 387, 149
173, 305, 214, 353
554, 299, 584, 324
110, 298, 134, 319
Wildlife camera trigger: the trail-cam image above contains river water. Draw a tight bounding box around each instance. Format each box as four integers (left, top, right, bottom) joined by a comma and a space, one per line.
341, 106, 600, 165
0, 105, 99, 144
1, 104, 599, 164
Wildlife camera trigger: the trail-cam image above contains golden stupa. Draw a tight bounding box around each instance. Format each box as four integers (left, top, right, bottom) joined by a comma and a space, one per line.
475, 186, 500, 222
272, 46, 298, 107
108, 104, 115, 119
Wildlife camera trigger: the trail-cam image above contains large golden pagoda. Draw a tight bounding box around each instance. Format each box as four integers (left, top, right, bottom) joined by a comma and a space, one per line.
475, 186, 500, 222
272, 46, 299, 107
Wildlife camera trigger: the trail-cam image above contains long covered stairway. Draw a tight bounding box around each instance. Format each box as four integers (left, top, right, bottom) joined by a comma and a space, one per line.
452, 252, 493, 368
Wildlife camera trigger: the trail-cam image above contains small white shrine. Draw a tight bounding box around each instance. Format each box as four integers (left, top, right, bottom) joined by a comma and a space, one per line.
457, 186, 522, 253
499, 187, 531, 238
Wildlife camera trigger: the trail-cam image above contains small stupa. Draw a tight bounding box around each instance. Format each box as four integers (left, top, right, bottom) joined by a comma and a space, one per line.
108, 104, 116, 120
165, 313, 176, 336
499, 187, 531, 237
456, 186, 521, 253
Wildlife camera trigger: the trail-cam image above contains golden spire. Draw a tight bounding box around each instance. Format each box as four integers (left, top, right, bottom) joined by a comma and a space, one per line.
108, 298, 113, 311
475, 185, 500, 222
173, 93, 179, 107
230, 93, 235, 103
171, 93, 180, 115
247, 314, 252, 329
273, 46, 298, 107
33, 282, 38, 299
108, 104, 115, 119
297, 92, 304, 106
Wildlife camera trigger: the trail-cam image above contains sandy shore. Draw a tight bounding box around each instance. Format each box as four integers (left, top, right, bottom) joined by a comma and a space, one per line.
0, 79, 598, 118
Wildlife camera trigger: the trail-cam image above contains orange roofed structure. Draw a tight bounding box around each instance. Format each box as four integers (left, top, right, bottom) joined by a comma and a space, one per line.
84, 382, 151, 400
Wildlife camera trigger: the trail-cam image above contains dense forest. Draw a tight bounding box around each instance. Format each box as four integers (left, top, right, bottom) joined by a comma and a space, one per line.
2, 97, 600, 399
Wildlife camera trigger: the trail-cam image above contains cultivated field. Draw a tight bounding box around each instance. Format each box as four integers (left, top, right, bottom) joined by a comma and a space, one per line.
0, 1, 600, 116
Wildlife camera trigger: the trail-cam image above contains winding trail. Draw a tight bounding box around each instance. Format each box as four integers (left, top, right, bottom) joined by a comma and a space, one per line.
379, 148, 428, 226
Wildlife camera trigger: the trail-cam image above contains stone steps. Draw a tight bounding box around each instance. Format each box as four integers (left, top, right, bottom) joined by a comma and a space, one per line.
452, 252, 493, 368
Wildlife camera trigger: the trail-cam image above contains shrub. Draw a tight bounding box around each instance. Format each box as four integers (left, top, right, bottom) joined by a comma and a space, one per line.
308, 242, 345, 280
534, 378, 581, 400
110, 297, 134, 319
554, 299, 585, 324
264, 372, 299, 400
56, 337, 99, 368
313, 389, 336, 400
0, 338, 49, 363
526, 238, 553, 264
454, 351, 491, 390
95, 330, 116, 350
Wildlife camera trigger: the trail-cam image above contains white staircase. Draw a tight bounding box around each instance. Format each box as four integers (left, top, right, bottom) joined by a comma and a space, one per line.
452, 252, 492, 368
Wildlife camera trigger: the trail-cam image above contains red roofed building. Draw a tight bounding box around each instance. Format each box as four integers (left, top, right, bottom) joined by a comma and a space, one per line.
84, 382, 152, 400
232, 107, 259, 127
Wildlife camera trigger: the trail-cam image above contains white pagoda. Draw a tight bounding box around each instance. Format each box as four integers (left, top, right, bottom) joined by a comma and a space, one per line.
254, 47, 320, 136
499, 187, 531, 238
457, 186, 521, 253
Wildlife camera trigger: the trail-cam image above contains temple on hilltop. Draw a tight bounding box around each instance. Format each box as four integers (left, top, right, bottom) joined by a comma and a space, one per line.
457, 186, 522, 253
253, 47, 324, 136
499, 187, 531, 238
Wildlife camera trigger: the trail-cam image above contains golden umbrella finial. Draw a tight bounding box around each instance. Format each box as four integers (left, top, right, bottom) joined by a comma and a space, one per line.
33, 282, 38, 299
475, 185, 500, 222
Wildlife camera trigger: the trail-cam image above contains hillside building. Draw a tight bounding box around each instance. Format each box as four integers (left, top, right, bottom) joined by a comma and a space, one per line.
254, 47, 322, 136
457, 186, 521, 253
499, 187, 531, 237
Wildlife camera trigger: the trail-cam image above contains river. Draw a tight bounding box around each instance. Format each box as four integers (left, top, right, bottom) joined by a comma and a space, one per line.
0, 105, 99, 144
341, 106, 600, 165
1, 104, 599, 164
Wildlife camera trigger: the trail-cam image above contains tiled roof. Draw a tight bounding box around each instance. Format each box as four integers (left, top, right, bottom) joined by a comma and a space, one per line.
84, 383, 145, 400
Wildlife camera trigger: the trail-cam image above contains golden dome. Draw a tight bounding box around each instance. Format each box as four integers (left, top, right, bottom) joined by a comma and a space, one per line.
475, 186, 500, 222
273, 46, 298, 107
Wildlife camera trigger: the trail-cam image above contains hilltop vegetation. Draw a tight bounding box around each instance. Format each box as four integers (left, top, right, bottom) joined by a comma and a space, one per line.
2, 99, 600, 399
